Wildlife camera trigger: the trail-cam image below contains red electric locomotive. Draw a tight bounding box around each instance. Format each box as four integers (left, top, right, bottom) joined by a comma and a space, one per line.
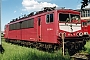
4, 7, 87, 55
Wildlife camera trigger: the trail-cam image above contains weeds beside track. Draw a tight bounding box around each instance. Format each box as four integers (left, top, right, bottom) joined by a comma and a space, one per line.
0, 39, 70, 60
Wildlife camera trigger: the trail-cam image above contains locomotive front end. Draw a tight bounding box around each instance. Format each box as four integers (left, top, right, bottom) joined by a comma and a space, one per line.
57, 9, 86, 55
58, 11, 83, 40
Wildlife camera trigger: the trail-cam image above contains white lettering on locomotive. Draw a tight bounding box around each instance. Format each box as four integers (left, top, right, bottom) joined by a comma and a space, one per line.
59, 23, 81, 32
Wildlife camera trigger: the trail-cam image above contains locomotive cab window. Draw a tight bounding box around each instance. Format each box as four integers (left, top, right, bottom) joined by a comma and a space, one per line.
71, 14, 80, 23
59, 13, 80, 23
46, 15, 49, 23
46, 13, 53, 23
59, 13, 69, 22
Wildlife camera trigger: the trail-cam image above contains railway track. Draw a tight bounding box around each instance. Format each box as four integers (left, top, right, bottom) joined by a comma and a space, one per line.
70, 52, 90, 60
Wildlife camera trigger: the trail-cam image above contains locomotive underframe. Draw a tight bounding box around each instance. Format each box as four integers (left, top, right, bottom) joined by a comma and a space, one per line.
61, 36, 86, 55
5, 36, 86, 55
82, 35, 90, 41
5, 38, 60, 52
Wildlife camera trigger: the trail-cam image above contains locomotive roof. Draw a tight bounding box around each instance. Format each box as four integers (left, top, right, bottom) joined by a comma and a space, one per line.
8, 7, 80, 25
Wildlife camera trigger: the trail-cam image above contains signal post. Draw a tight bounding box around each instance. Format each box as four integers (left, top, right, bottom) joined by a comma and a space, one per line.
61, 33, 65, 56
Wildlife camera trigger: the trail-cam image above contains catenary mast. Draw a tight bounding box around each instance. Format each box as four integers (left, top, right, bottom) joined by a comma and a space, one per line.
0, 0, 4, 53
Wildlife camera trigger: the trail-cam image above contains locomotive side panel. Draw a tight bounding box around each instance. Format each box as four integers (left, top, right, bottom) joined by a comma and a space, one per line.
15, 30, 21, 40
21, 28, 37, 41
7, 23, 21, 40
21, 18, 37, 42
41, 12, 58, 43
8, 30, 15, 39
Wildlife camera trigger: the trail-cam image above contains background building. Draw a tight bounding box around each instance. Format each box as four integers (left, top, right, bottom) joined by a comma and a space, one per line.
76, 8, 90, 20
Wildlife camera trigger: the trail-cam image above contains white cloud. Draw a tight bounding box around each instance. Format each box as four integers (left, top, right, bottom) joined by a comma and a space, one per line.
22, 0, 58, 12
14, 11, 16, 13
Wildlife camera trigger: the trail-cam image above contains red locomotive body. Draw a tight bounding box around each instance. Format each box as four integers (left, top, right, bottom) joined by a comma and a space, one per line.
4, 7, 87, 55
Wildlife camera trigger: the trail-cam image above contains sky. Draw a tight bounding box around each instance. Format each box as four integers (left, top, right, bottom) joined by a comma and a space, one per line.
1, 0, 90, 31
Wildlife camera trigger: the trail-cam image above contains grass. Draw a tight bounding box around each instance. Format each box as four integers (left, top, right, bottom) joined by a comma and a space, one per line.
0, 39, 70, 60
84, 40, 90, 54
0, 38, 90, 60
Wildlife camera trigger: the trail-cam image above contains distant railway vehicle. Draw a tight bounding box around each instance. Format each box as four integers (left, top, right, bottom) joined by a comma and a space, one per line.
4, 7, 88, 55
81, 20, 90, 40
87, 20, 90, 35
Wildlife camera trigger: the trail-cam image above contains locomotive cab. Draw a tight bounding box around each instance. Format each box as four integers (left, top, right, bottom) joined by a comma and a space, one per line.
57, 9, 87, 55
58, 9, 83, 39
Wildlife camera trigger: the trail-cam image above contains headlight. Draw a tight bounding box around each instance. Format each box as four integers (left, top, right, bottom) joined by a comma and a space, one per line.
77, 32, 79, 36
84, 32, 88, 35
79, 32, 83, 36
